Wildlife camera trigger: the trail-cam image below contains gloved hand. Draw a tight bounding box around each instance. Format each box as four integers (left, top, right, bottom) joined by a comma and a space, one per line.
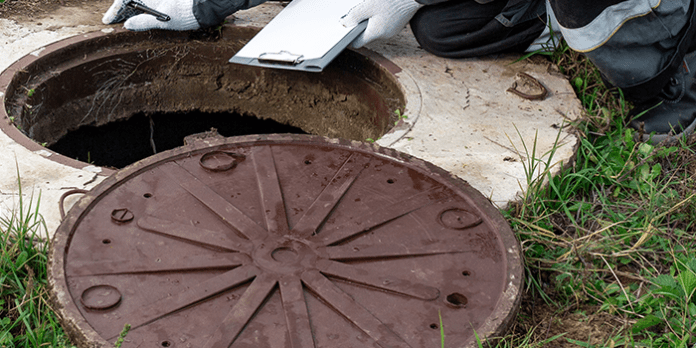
340, 0, 423, 48
102, 0, 200, 31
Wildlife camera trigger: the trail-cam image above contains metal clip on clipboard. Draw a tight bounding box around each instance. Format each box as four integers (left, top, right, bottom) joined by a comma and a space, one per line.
257, 51, 305, 66
229, 0, 367, 72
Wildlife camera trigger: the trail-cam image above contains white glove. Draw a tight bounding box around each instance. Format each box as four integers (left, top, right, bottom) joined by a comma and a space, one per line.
340, 0, 422, 48
102, 0, 200, 31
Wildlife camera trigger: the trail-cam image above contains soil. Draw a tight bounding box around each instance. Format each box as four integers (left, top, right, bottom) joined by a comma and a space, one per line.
0, 0, 84, 20
510, 291, 625, 347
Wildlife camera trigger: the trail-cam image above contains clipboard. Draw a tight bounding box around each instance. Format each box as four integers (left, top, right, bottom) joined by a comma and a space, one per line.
229, 0, 367, 72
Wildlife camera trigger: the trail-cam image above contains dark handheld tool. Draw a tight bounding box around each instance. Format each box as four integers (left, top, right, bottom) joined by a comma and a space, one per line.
126, 0, 171, 22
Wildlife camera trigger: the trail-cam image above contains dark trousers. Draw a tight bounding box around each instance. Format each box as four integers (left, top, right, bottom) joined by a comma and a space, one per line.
410, 0, 546, 58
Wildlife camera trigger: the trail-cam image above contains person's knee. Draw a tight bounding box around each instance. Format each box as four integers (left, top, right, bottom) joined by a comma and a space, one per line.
410, 4, 497, 56
409, 0, 537, 58
410, 8, 452, 56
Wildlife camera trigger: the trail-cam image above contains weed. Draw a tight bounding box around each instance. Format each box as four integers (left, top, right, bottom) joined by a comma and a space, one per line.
631, 253, 696, 347
507, 124, 564, 220
474, 328, 483, 348
0, 165, 73, 347
114, 323, 131, 348
21, 87, 35, 98
438, 310, 444, 348
393, 109, 408, 126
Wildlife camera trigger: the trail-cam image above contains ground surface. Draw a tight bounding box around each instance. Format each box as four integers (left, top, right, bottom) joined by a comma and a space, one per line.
0, 0, 629, 346
514, 291, 619, 346
0, 0, 83, 19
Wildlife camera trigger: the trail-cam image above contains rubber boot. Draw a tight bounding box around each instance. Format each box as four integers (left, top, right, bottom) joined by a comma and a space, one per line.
629, 52, 696, 144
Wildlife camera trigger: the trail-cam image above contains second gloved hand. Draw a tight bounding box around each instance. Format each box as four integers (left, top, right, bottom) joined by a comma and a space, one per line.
102, 0, 200, 31
103, 0, 268, 31
340, 0, 422, 48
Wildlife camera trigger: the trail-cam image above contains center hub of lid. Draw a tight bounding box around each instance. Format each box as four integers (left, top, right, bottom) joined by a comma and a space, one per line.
271, 247, 298, 263
252, 238, 319, 275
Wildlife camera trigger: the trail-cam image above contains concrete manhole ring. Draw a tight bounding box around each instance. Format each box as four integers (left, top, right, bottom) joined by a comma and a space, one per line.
49, 134, 522, 348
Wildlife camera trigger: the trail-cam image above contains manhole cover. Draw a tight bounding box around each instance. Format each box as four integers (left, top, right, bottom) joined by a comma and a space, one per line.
49, 134, 522, 348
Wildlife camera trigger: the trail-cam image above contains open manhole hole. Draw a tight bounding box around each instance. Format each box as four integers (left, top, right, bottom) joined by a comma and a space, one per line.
49, 134, 522, 348
0, 26, 404, 170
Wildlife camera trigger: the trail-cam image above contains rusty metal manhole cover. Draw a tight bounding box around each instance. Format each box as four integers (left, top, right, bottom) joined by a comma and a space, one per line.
50, 134, 522, 348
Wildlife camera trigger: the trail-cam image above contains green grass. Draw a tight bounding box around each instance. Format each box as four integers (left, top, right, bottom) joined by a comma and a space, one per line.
498, 41, 696, 347
1, 37, 695, 347
0, 171, 73, 348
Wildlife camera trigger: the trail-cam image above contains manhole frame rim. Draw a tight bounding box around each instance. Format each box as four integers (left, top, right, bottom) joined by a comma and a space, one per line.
48, 133, 523, 348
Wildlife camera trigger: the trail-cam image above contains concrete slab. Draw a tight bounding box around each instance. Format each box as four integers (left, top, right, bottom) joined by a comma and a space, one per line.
0, 1, 582, 238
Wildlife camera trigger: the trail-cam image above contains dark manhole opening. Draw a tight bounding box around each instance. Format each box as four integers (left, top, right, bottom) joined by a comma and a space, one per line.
1, 26, 405, 171
49, 110, 307, 169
